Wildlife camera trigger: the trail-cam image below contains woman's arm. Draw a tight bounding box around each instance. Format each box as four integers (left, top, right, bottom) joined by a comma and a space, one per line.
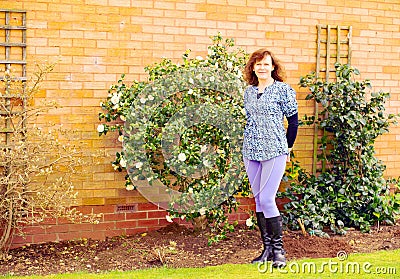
286, 112, 299, 159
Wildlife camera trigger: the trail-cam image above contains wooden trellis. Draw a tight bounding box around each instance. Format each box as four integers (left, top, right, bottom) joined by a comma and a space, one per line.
0, 9, 27, 149
312, 24, 352, 174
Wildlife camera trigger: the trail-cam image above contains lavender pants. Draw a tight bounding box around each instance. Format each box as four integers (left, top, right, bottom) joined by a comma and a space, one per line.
244, 155, 287, 218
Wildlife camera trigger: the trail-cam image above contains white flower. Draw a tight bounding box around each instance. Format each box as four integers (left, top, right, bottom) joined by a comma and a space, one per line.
207, 49, 214, 56
178, 153, 187, 162
135, 162, 143, 169
203, 159, 211, 168
111, 94, 120, 105
188, 89, 193, 95
119, 157, 127, 168
100, 101, 104, 107
196, 56, 203, 60
188, 188, 193, 194
215, 62, 219, 68
118, 135, 124, 142
126, 184, 134, 191
120, 115, 126, 121
227, 61, 233, 69
148, 95, 154, 101
209, 76, 215, 82
236, 70, 243, 78
246, 217, 254, 227
189, 77, 194, 84
140, 97, 146, 104
241, 108, 246, 115
200, 145, 207, 153
97, 124, 105, 133
199, 207, 206, 216
166, 215, 173, 223
181, 215, 186, 220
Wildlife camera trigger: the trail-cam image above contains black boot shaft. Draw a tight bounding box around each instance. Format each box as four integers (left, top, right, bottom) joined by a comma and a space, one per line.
251, 212, 273, 264
265, 215, 286, 267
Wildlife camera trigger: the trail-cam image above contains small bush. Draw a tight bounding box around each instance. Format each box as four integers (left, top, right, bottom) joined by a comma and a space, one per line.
0, 63, 99, 257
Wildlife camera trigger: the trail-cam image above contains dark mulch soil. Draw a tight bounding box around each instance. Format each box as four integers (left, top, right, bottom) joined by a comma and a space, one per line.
1, 221, 400, 276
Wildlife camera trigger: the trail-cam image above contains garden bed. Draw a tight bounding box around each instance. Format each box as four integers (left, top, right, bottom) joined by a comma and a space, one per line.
1, 220, 400, 276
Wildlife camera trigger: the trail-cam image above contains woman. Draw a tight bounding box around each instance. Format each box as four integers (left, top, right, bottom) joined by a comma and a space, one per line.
242, 49, 298, 267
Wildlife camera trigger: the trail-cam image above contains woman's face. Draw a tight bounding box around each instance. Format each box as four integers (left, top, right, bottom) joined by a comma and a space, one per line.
253, 55, 274, 82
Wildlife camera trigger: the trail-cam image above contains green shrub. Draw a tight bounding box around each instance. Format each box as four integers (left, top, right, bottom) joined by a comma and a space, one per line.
98, 33, 252, 244
280, 63, 400, 236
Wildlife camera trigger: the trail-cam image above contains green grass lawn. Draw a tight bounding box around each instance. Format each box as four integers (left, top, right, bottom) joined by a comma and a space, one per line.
2, 249, 399, 279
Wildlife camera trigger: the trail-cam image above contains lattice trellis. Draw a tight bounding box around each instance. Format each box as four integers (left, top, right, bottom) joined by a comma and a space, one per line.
312, 25, 352, 174
0, 9, 27, 148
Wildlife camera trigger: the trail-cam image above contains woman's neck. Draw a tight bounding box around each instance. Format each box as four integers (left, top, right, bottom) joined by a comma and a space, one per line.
257, 78, 275, 91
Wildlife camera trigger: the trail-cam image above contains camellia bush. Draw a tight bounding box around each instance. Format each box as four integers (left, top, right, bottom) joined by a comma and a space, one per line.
279, 63, 400, 236
98, 34, 254, 243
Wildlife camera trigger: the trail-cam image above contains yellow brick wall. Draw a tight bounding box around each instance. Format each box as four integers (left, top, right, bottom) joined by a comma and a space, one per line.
1, 0, 399, 206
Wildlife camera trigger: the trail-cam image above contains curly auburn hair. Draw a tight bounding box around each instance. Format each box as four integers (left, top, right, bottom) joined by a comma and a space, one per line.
244, 48, 286, 86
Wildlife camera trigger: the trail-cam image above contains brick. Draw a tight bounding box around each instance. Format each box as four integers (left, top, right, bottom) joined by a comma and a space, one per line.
108, 0, 130, 7
137, 219, 160, 228
61, 46, 85, 56
32, 234, 58, 244
125, 228, 148, 235
10, 235, 33, 248
82, 197, 105, 206
85, 0, 107, 5
57, 231, 83, 242
79, 230, 106, 241
40, 218, 58, 226
94, 222, 116, 231
23, 2, 48, 11
147, 210, 168, 219
68, 223, 94, 232
103, 213, 126, 222
125, 211, 147, 220
105, 197, 127, 205
137, 202, 160, 211
126, 196, 149, 204
59, 30, 84, 40
104, 229, 126, 238
22, 226, 46, 235
46, 224, 70, 234
116, 220, 137, 229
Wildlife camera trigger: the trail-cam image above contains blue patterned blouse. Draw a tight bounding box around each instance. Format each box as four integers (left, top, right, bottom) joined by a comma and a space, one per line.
242, 81, 298, 161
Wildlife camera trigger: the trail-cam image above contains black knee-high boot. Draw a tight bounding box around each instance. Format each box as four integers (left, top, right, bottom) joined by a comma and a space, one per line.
265, 215, 286, 267
251, 212, 273, 264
